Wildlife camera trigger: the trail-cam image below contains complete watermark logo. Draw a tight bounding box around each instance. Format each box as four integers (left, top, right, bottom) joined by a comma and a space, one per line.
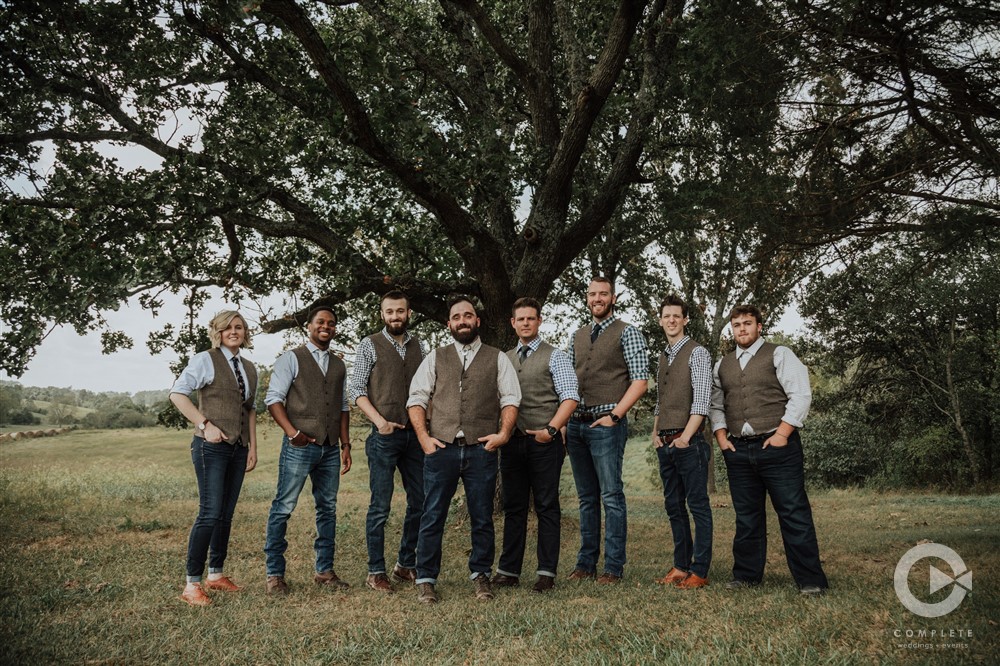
894, 543, 972, 618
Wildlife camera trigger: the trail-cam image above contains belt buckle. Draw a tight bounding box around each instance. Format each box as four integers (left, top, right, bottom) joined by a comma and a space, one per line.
455, 436, 469, 447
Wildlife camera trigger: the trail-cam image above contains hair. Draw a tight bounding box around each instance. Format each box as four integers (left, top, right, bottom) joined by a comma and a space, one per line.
307, 306, 337, 326
659, 294, 688, 318
589, 275, 615, 292
447, 295, 478, 318
511, 297, 542, 317
728, 304, 763, 325
208, 310, 251, 349
380, 290, 410, 309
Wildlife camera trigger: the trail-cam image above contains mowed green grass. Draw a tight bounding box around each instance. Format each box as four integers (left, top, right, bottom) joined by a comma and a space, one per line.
1, 427, 997, 665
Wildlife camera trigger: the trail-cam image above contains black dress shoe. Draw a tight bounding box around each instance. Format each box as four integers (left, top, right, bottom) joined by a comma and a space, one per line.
532, 575, 555, 593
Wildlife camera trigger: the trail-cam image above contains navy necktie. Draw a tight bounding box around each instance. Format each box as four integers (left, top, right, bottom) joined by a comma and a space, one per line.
231, 356, 247, 401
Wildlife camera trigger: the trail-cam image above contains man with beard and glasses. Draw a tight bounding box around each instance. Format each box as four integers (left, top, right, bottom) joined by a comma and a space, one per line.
710, 304, 828, 596
566, 276, 649, 585
263, 306, 352, 595
406, 296, 521, 604
348, 290, 426, 593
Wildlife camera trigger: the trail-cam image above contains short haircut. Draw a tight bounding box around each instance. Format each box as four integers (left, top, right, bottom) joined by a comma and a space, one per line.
589, 275, 615, 292
380, 290, 410, 309
659, 294, 689, 318
307, 306, 337, 326
511, 297, 542, 317
208, 310, 251, 349
447, 295, 478, 317
728, 304, 763, 325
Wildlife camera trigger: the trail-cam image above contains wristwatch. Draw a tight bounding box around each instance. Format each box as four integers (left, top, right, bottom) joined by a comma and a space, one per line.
198, 420, 207, 431
545, 425, 558, 438
609, 413, 621, 424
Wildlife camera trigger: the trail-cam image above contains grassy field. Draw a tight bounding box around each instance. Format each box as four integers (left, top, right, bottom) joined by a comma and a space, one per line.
1, 427, 997, 665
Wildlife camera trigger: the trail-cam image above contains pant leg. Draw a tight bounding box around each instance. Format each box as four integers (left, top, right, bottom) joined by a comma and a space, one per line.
415, 444, 461, 585
497, 435, 531, 577
566, 419, 601, 573
757, 432, 828, 589
657, 442, 693, 572
463, 443, 499, 578
207, 442, 249, 572
310, 444, 342, 574
365, 427, 401, 574
395, 428, 425, 571
186, 437, 232, 582
675, 435, 713, 579
529, 432, 565, 577
588, 417, 629, 577
263, 437, 317, 577
723, 440, 767, 584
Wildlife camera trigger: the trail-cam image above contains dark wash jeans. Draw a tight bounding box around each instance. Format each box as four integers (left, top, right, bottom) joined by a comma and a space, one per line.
497, 432, 565, 578
364, 426, 425, 574
415, 441, 498, 585
186, 436, 248, 582
722, 431, 828, 588
656, 433, 713, 578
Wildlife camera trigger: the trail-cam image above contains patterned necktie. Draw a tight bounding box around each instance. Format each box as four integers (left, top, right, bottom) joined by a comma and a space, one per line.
518, 346, 529, 364
590, 324, 599, 343
231, 356, 247, 401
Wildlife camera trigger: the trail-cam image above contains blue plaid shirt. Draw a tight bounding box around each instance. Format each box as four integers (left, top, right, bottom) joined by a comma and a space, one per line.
567, 315, 649, 415
515, 337, 580, 403
653, 335, 711, 417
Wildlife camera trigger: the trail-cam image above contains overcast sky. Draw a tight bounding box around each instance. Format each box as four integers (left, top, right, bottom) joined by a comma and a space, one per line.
4, 289, 805, 395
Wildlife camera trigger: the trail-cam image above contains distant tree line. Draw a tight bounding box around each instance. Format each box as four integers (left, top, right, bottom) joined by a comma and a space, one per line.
0, 382, 169, 429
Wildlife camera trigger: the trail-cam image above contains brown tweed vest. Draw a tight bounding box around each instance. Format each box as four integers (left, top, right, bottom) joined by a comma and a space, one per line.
285, 346, 346, 444
429, 343, 501, 445
572, 319, 629, 407
367, 332, 422, 425
656, 339, 700, 430
506, 341, 559, 432
717, 342, 787, 434
195, 348, 257, 445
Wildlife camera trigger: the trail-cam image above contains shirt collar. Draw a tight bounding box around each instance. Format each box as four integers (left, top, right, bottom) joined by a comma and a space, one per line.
517, 337, 542, 353
452, 338, 482, 353
381, 327, 412, 346
737, 337, 766, 357
664, 335, 691, 358
219, 347, 238, 361
592, 314, 619, 333
306, 341, 327, 355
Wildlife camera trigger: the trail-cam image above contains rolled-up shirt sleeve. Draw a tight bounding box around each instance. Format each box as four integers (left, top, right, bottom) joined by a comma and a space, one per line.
348, 336, 376, 404
774, 345, 811, 428
406, 349, 437, 410
689, 346, 712, 416
548, 349, 580, 403
265, 351, 297, 406
709, 359, 728, 433
496, 352, 522, 409
170, 351, 214, 396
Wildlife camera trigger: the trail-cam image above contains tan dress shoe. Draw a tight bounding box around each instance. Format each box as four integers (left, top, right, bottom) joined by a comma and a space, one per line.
567, 569, 596, 581
655, 567, 690, 585
392, 564, 417, 583
596, 573, 622, 585
180, 584, 211, 606
366, 573, 394, 592
204, 576, 240, 592
676, 573, 709, 589
314, 571, 350, 589
266, 575, 289, 595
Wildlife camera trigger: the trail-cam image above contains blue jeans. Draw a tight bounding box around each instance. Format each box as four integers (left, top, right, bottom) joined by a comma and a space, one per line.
415, 442, 498, 585
264, 437, 342, 577
722, 431, 828, 588
566, 417, 628, 577
365, 426, 425, 574
186, 437, 248, 582
656, 433, 713, 578
498, 432, 565, 578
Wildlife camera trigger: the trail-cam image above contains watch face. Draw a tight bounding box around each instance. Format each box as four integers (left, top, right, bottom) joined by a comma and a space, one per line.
546, 426, 558, 437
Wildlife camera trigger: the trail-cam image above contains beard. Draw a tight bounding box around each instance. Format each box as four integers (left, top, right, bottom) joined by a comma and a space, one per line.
451, 323, 479, 345
385, 319, 408, 336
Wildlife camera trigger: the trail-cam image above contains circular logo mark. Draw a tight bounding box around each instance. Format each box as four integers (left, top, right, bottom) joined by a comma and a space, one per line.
894, 543, 972, 618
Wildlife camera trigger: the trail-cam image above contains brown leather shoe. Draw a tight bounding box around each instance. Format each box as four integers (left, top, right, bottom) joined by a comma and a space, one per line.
491, 573, 519, 587
314, 571, 350, 589
204, 576, 240, 592
417, 582, 438, 604
180, 584, 211, 606
567, 569, 596, 581
532, 575, 555, 593
675, 573, 708, 589
473, 574, 494, 600
655, 567, 690, 586
392, 564, 417, 583
596, 573, 622, 585
266, 575, 289, 595
365, 573, 394, 592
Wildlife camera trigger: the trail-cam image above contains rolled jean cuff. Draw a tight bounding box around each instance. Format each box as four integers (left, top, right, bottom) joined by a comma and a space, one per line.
186, 575, 202, 583
496, 568, 519, 578
208, 567, 224, 575
537, 569, 557, 578
415, 577, 436, 585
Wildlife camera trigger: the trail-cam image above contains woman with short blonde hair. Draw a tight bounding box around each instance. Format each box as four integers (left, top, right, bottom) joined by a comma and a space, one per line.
169, 310, 259, 606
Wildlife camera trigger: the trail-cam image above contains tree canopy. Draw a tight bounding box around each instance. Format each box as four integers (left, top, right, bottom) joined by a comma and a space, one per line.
2, 0, 997, 375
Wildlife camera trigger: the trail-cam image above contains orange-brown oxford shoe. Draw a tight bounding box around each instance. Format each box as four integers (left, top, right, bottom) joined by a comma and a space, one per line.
179, 584, 212, 606
204, 576, 240, 592
675, 573, 709, 589
654, 567, 690, 585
